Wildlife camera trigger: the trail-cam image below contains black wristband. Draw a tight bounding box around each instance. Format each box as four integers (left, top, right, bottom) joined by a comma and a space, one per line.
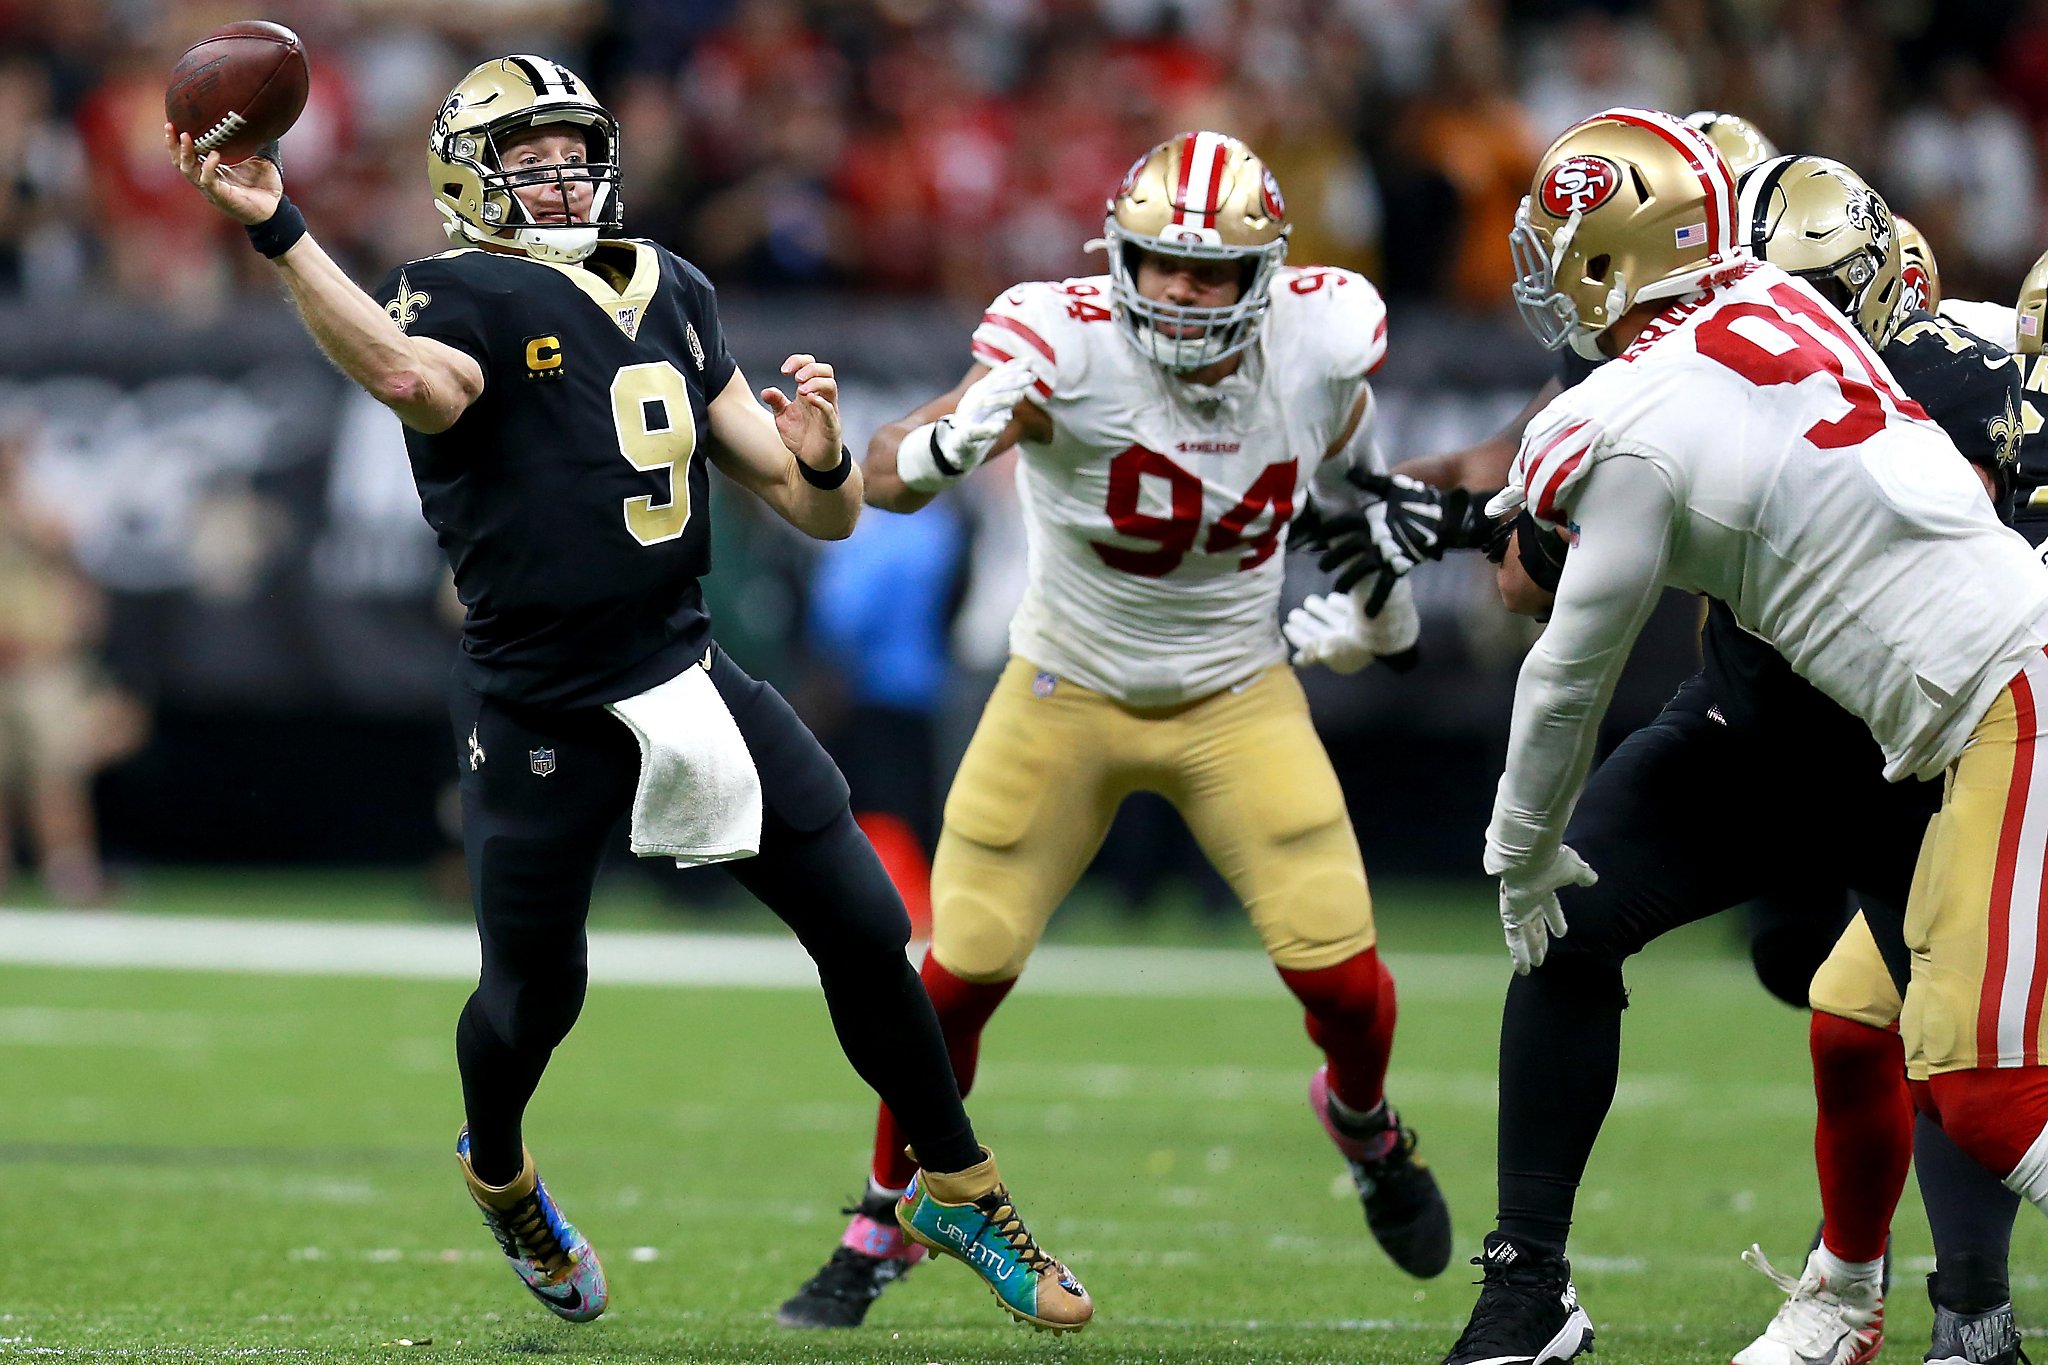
927, 421, 962, 478
799, 444, 853, 491
245, 195, 307, 259
1513, 511, 1569, 593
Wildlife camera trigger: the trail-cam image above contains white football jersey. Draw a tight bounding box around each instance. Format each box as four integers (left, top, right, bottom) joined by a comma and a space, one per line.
1939, 297, 2020, 351
1516, 261, 2048, 782
968, 267, 1388, 707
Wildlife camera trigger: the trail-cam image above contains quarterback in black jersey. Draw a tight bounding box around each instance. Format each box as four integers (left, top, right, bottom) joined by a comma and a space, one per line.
168, 55, 1091, 1334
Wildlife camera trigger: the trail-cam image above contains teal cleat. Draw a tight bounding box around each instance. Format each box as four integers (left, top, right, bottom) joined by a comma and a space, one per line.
896, 1147, 1092, 1332
456, 1128, 608, 1323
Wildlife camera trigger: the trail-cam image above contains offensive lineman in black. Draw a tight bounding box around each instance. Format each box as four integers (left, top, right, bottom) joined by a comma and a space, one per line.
167, 55, 1093, 1333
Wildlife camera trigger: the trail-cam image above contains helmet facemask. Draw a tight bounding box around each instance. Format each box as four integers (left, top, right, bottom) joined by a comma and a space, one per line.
1101, 220, 1287, 372
1510, 199, 1630, 359
430, 58, 623, 266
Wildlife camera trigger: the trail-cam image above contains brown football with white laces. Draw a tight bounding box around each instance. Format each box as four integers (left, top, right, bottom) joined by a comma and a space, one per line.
165, 20, 309, 164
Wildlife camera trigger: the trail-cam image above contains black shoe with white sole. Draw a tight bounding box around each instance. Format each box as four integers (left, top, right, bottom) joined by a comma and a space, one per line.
1440, 1232, 1595, 1365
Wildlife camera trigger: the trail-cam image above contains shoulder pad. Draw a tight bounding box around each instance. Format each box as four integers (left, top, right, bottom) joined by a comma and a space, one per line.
1272, 266, 1387, 380
973, 280, 1089, 402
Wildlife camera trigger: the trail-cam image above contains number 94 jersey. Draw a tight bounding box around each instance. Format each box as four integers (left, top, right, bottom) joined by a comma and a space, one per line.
972, 267, 1388, 709
375, 241, 736, 710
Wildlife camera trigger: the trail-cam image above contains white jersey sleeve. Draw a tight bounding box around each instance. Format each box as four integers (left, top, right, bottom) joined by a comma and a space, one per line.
1283, 268, 1390, 508
1940, 298, 2021, 352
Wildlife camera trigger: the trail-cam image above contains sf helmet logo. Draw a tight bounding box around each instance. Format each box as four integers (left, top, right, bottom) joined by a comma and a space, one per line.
1260, 166, 1287, 222
1540, 155, 1622, 218
1901, 262, 1931, 311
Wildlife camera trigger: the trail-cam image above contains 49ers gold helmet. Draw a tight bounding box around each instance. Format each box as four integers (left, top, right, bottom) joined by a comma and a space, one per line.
1737, 155, 1906, 347
429, 56, 621, 265
1895, 216, 1940, 313
1511, 107, 1745, 359
1683, 111, 1779, 177
1096, 131, 1290, 371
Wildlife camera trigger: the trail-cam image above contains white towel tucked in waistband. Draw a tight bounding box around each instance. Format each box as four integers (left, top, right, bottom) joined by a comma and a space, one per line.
606, 662, 763, 867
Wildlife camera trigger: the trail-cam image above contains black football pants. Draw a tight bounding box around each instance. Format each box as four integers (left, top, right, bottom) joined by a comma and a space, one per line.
449, 646, 978, 1185
1494, 673, 1943, 1253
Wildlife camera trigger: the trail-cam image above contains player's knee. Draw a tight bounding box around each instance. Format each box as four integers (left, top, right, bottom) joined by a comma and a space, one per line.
1260, 865, 1374, 969
931, 895, 1035, 983
470, 973, 586, 1055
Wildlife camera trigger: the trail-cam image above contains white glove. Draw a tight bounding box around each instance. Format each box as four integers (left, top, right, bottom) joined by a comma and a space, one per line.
1284, 592, 1375, 673
1496, 845, 1597, 975
896, 361, 1038, 492
1361, 575, 1419, 652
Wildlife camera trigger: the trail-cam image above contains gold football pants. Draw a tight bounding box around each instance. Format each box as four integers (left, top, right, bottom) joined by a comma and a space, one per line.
929, 658, 1375, 982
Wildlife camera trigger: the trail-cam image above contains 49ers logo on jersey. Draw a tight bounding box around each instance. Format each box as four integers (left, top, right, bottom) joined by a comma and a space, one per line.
1540, 155, 1622, 218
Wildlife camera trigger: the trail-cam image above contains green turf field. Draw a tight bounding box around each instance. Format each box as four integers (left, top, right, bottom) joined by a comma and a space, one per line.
4, 884, 2041, 1363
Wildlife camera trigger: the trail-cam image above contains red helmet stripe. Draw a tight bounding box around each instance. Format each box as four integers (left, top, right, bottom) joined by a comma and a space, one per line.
1598, 108, 1736, 261
1173, 132, 1199, 227
1199, 137, 1228, 223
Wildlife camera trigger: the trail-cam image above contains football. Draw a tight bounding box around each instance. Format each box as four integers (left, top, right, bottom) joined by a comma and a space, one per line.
164, 20, 309, 164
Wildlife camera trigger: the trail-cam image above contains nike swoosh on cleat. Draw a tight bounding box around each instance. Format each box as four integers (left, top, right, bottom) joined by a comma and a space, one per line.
531, 1283, 583, 1313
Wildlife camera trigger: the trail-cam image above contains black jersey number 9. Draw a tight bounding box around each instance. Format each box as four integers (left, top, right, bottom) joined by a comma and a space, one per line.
610, 361, 697, 545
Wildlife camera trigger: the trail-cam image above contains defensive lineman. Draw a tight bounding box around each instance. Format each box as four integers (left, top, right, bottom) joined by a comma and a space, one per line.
168, 55, 1090, 1332
778, 130, 1451, 1328
1448, 106, 2048, 1364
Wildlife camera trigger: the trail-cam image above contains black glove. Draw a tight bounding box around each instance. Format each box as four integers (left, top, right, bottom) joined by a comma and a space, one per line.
1482, 509, 1569, 593
1349, 470, 1496, 557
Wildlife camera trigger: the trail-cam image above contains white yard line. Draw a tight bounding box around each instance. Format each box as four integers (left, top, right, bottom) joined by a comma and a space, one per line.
0, 909, 1750, 1001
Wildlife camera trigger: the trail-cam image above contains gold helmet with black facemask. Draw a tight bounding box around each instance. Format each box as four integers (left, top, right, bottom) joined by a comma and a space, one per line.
429, 56, 622, 265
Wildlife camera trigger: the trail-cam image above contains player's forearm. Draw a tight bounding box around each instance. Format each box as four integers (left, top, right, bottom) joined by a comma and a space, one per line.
272, 236, 476, 431
1395, 379, 1564, 491
861, 418, 941, 514
775, 458, 864, 540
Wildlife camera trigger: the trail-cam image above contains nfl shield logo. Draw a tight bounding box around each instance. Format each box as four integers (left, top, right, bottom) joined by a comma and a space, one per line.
1032, 671, 1057, 698
529, 748, 557, 777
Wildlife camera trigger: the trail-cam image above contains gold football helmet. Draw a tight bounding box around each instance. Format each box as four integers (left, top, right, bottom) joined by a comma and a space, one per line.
1683, 111, 1779, 177
2016, 247, 2048, 357
429, 56, 621, 265
1895, 216, 1940, 313
1737, 155, 1906, 347
1097, 131, 1290, 371
1511, 107, 1745, 358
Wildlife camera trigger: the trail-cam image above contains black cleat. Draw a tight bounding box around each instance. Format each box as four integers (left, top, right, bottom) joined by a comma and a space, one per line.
775, 1189, 925, 1329
1441, 1232, 1595, 1365
1927, 1264, 2029, 1365
1311, 1066, 1454, 1278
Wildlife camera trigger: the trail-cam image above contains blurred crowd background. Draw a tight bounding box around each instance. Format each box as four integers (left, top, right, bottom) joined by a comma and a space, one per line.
0, 0, 2034, 908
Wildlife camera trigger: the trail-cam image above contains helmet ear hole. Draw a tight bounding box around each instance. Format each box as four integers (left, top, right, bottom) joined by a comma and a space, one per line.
1585, 253, 1612, 283
1629, 165, 1654, 203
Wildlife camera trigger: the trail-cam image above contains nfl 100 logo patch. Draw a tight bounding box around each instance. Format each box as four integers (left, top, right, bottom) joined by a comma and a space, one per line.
529, 748, 557, 777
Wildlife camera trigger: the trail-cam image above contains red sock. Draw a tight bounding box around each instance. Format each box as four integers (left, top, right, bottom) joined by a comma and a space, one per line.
1277, 949, 1396, 1112
869, 952, 1016, 1190
1810, 1011, 1912, 1263
1927, 1066, 2048, 1177
854, 811, 931, 939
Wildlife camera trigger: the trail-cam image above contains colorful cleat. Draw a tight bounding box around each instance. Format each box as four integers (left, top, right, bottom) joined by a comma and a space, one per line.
456, 1127, 608, 1323
895, 1148, 1092, 1332
776, 1185, 928, 1328
1734, 1245, 1883, 1365
1310, 1065, 1454, 1278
